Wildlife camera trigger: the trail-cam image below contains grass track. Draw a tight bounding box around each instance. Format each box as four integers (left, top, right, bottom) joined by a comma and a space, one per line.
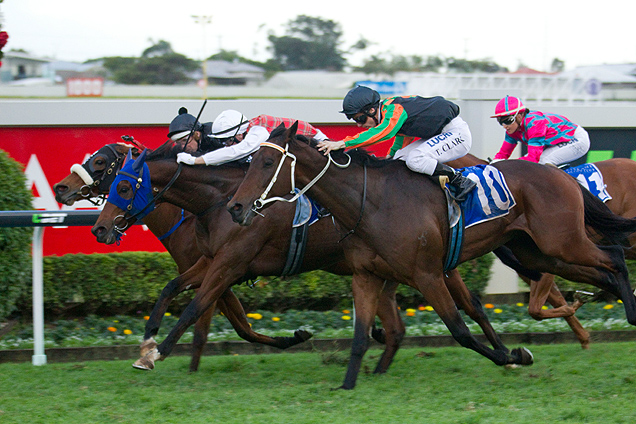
1, 342, 636, 423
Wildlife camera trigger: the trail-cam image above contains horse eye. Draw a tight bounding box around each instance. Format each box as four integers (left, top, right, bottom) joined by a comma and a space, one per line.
264, 158, 275, 168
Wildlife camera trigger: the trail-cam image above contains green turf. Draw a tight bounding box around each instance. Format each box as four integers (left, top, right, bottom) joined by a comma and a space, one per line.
1, 343, 635, 423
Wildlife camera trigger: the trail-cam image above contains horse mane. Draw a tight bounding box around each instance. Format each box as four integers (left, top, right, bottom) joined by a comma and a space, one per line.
272, 124, 395, 169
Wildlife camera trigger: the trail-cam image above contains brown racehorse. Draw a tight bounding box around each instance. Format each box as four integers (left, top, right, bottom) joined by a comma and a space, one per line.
449, 154, 636, 348
227, 123, 636, 389
53, 142, 322, 372
90, 142, 534, 374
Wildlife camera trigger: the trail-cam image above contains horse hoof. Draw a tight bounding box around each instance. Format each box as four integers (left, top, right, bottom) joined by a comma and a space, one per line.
139, 338, 157, 357
511, 347, 534, 366
294, 329, 313, 342
132, 348, 161, 371
371, 327, 386, 344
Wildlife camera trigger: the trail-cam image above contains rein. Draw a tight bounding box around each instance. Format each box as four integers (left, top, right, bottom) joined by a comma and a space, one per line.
253, 141, 367, 241
252, 142, 351, 212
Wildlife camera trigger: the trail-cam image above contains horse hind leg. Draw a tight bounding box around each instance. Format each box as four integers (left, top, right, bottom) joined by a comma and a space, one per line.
444, 269, 508, 353
414, 274, 532, 367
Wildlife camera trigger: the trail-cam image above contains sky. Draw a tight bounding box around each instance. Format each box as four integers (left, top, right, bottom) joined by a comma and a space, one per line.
1, 0, 635, 72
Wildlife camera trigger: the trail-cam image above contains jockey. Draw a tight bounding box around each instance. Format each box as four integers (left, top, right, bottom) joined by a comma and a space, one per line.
490, 95, 590, 165
176, 110, 329, 166
317, 85, 476, 202
167, 107, 220, 153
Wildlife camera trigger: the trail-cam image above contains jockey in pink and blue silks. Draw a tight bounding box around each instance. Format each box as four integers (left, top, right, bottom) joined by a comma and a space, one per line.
491, 95, 590, 165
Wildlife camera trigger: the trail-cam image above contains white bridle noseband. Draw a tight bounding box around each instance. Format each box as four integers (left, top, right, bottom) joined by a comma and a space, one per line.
252, 141, 351, 212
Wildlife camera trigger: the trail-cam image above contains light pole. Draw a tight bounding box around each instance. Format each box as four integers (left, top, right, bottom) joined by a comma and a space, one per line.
192, 15, 212, 99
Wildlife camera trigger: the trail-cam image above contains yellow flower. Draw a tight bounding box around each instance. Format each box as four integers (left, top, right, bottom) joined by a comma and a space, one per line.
406, 308, 416, 313
603, 304, 614, 310
542, 306, 548, 310
107, 327, 117, 332
342, 315, 352, 321
516, 303, 524, 307
342, 310, 351, 314
425, 306, 434, 311
272, 317, 281, 322
247, 313, 263, 320
494, 309, 503, 313
164, 312, 171, 317
618, 300, 623, 304
113, 320, 119, 323
123, 329, 132, 335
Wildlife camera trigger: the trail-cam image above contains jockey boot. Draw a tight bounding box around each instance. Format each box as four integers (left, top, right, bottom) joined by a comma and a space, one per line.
433, 163, 477, 202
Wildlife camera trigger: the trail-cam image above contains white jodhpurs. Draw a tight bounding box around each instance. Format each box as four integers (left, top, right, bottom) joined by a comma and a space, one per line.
393, 116, 473, 175
539, 126, 590, 166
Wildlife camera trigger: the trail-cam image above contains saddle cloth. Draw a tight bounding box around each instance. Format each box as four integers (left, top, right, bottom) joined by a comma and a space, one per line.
563, 163, 612, 203
454, 165, 517, 229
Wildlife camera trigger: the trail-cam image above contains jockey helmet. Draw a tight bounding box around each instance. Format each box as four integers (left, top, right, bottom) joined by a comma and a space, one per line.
491, 96, 525, 117
340, 86, 381, 119
167, 107, 203, 140
211, 109, 250, 139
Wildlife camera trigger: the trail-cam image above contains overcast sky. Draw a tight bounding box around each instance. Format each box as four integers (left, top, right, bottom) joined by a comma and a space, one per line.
2, 0, 635, 72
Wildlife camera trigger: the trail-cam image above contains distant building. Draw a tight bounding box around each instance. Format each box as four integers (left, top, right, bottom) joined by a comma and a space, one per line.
0, 51, 51, 83
202, 60, 265, 86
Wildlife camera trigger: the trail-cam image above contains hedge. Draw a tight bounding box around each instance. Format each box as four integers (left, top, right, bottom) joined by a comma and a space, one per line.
0, 150, 33, 320
13, 251, 496, 319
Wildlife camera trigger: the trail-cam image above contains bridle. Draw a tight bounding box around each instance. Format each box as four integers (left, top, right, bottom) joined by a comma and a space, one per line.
252, 141, 351, 213
252, 141, 366, 242
70, 144, 125, 206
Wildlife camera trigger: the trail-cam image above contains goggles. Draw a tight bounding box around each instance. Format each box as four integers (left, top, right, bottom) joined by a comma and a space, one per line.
351, 113, 369, 125
497, 112, 518, 126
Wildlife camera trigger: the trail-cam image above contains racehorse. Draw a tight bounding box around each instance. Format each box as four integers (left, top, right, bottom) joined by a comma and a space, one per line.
227, 122, 636, 389
53, 141, 314, 371
448, 154, 636, 346
90, 141, 534, 374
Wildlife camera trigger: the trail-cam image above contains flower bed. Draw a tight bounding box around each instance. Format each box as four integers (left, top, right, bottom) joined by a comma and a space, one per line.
1, 300, 632, 351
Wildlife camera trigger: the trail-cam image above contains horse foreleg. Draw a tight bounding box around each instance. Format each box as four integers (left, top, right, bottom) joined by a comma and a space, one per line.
217, 288, 312, 349
372, 280, 405, 375
444, 269, 508, 352
142, 256, 211, 356
546, 284, 590, 349
339, 272, 385, 390
189, 303, 216, 372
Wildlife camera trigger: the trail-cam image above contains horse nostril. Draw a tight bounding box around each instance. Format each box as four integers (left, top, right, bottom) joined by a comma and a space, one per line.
55, 185, 68, 194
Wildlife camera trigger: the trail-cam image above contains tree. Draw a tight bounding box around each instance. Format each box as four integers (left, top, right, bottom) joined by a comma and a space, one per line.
354, 54, 445, 75
551, 58, 565, 73
102, 40, 199, 85
268, 15, 347, 71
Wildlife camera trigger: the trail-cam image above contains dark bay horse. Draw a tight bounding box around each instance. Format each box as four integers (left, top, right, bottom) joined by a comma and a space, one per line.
227, 122, 636, 389
91, 142, 534, 374
53, 142, 315, 371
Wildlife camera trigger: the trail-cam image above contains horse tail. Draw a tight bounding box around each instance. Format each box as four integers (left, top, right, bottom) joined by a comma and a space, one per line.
493, 246, 543, 281
581, 183, 636, 245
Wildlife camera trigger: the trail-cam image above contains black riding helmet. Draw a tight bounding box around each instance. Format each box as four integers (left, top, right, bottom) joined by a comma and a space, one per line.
340, 86, 381, 120
167, 107, 203, 140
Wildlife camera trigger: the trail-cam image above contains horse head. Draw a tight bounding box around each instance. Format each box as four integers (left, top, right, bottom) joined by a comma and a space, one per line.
91, 148, 155, 245
53, 139, 143, 206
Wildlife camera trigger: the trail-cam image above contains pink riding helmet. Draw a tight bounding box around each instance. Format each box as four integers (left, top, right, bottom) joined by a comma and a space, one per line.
491, 96, 525, 117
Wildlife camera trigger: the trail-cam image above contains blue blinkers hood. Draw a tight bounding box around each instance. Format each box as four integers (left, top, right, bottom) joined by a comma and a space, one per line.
107, 149, 155, 220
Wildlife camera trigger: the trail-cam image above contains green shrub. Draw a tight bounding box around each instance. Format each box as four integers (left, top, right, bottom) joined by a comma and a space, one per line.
14, 250, 494, 318
0, 150, 33, 320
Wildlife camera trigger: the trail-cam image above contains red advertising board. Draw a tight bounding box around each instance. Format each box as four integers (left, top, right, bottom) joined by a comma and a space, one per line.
0, 124, 387, 256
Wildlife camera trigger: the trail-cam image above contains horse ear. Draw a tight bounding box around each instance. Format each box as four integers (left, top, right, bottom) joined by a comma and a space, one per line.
123, 149, 133, 165
285, 121, 299, 142
132, 148, 148, 173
